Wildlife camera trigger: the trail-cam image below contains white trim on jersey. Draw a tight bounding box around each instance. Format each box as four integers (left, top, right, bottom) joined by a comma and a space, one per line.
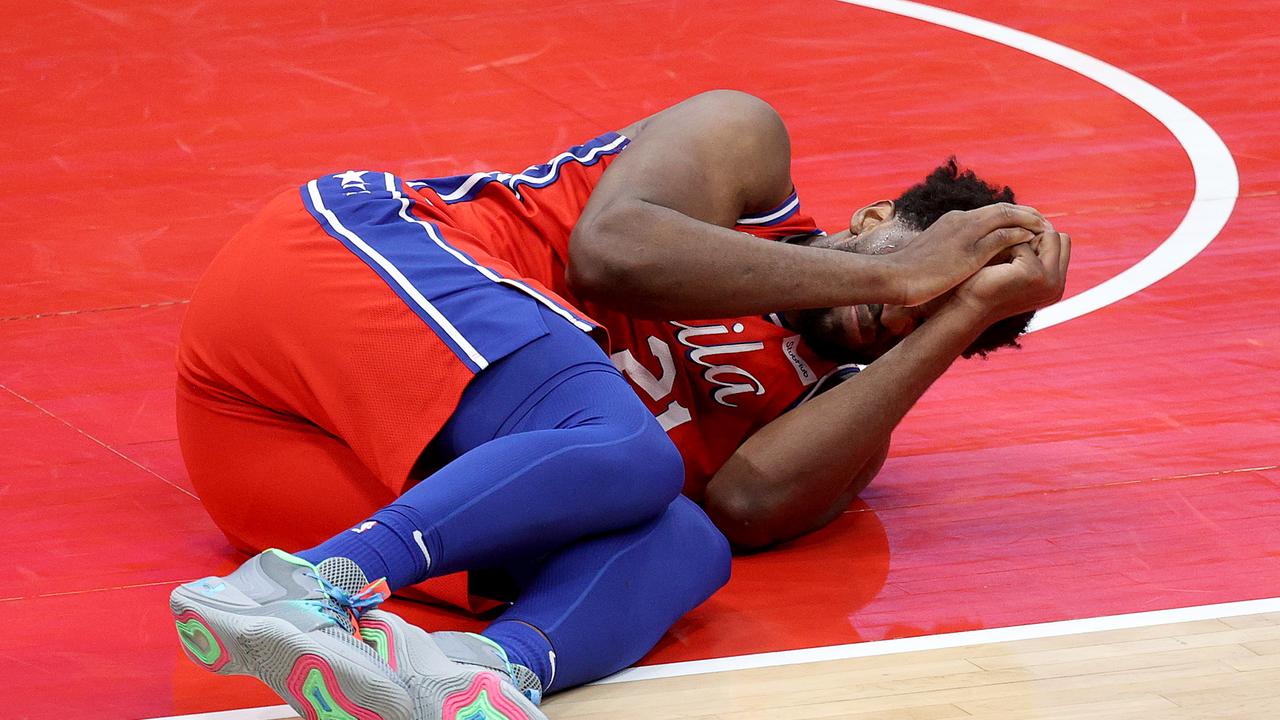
383, 174, 596, 334
305, 180, 490, 369
414, 134, 630, 202
736, 193, 800, 225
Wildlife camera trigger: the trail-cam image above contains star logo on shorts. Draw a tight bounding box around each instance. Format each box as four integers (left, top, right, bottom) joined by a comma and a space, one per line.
333, 170, 372, 195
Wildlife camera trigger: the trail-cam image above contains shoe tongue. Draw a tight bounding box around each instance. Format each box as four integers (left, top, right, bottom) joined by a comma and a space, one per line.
315, 556, 371, 596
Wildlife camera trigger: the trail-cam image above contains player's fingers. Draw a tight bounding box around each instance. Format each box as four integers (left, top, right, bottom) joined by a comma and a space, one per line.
977, 226, 1036, 257
1029, 220, 1054, 252
1035, 224, 1061, 270
1008, 241, 1040, 269
965, 203, 1047, 238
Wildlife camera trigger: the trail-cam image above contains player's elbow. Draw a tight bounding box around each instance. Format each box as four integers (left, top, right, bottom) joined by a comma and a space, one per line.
564, 234, 617, 301
566, 204, 649, 302
704, 481, 787, 552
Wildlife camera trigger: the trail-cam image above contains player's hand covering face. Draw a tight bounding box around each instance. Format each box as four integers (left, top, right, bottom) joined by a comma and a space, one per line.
951, 223, 1071, 321
785, 206, 945, 364
784, 201, 1056, 365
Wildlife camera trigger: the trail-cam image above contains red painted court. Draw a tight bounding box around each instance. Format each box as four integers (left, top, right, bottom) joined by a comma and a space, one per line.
2, 0, 1278, 717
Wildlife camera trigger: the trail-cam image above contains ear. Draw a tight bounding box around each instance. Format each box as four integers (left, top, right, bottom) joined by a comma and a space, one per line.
849, 200, 895, 236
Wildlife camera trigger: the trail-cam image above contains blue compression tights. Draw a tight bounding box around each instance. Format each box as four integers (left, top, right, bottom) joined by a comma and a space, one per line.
299, 304, 731, 691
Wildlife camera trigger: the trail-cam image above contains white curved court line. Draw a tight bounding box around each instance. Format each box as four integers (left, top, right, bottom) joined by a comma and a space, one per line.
600, 595, 1280, 685
839, 0, 1238, 332
148, 5, 1243, 718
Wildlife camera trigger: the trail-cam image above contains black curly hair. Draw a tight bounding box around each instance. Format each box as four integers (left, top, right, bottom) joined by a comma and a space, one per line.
892, 158, 1034, 358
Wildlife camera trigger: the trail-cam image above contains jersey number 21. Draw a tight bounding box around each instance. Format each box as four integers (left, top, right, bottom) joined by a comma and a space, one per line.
611, 337, 693, 432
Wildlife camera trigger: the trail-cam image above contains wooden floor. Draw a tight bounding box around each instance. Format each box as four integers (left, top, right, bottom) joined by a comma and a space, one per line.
544, 612, 1280, 720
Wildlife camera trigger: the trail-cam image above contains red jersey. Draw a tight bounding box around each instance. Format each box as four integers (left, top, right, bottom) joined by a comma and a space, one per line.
409, 132, 858, 499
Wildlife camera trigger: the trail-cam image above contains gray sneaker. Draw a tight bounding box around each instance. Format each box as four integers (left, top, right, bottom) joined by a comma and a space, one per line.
359, 609, 548, 720
170, 549, 413, 720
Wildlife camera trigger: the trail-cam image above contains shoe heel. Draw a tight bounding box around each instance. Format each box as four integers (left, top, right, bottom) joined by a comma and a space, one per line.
170, 584, 413, 720
441, 672, 533, 720
172, 607, 233, 673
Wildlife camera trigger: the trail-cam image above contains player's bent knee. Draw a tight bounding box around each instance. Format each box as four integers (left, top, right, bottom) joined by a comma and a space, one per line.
625, 418, 686, 511
577, 415, 684, 525
668, 496, 732, 604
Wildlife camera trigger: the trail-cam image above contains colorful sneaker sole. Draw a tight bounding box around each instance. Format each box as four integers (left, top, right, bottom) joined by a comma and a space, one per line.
170, 589, 413, 720
287, 653, 385, 720
357, 616, 398, 672
361, 610, 547, 720
174, 610, 231, 672
439, 672, 532, 720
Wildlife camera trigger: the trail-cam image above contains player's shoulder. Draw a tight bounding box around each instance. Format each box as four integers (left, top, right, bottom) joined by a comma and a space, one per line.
686, 89, 783, 125
619, 90, 787, 150
613, 90, 793, 220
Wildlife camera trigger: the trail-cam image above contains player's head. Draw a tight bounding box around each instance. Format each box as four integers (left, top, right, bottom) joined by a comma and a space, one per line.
785, 159, 1035, 365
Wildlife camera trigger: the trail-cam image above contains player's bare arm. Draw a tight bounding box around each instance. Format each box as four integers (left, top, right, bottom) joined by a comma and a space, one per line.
567, 90, 1048, 319
704, 227, 1071, 549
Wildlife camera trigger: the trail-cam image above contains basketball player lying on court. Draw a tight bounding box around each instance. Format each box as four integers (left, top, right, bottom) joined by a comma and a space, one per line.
171, 91, 1069, 720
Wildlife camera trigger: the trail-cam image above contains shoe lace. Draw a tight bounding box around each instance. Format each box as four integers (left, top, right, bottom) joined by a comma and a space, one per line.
305, 572, 390, 635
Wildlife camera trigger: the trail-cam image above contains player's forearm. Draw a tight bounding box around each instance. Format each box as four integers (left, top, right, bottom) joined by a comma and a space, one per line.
567, 199, 901, 319
704, 303, 987, 549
